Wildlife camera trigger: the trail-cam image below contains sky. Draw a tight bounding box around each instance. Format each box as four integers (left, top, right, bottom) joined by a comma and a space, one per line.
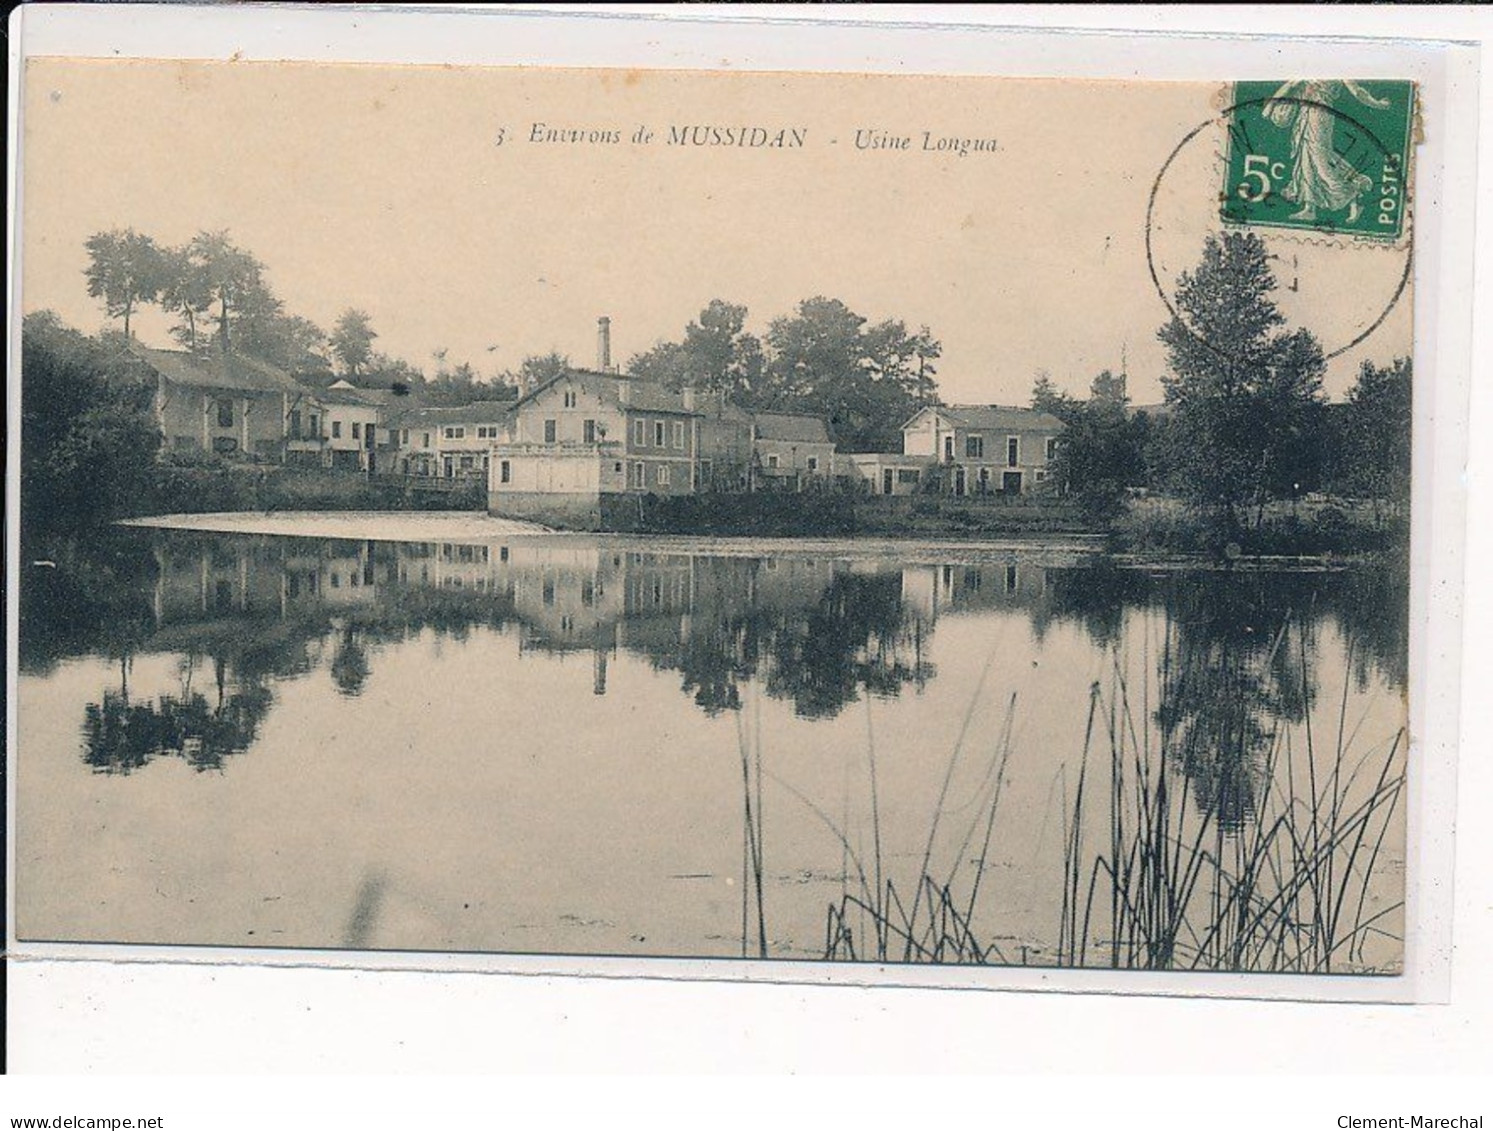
21, 59, 1413, 406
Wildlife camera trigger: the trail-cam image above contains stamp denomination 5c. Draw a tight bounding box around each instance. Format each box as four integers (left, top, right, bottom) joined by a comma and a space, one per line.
1221, 80, 1415, 240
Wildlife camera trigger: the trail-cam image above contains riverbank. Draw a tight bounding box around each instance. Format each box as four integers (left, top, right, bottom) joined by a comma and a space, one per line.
1111, 497, 1408, 559
118, 461, 1407, 561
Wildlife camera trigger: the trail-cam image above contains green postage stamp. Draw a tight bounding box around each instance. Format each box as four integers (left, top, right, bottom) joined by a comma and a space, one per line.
1221, 80, 1415, 239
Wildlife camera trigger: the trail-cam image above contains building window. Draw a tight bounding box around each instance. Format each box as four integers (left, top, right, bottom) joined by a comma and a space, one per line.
401, 429, 410, 445
563, 389, 577, 408
633, 461, 645, 489
1007, 437, 1020, 467
634, 419, 647, 447
583, 419, 596, 443
767, 454, 780, 470
614, 462, 623, 473
672, 421, 685, 450
1035, 470, 1047, 483
1046, 437, 1058, 461
216, 399, 234, 428
352, 423, 362, 440
309, 414, 320, 437
500, 460, 511, 484
658, 464, 670, 486
654, 421, 666, 447
896, 469, 921, 485
807, 456, 819, 472
332, 421, 342, 439
460, 455, 474, 471
422, 432, 431, 449
544, 419, 557, 443
943, 436, 954, 461
966, 435, 984, 459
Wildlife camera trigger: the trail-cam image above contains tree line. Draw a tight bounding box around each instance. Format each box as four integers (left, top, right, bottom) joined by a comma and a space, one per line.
82, 227, 532, 406
1035, 232, 1411, 527
70, 225, 1410, 530
627, 298, 940, 453
83, 229, 943, 442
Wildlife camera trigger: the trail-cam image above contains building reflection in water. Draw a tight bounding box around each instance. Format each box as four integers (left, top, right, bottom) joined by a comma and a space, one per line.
48, 529, 1407, 836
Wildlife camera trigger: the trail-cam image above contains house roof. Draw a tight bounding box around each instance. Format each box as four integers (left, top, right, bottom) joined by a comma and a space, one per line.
905, 404, 1066, 433
131, 345, 306, 396
314, 384, 384, 408
752, 412, 832, 444
513, 369, 700, 417
398, 401, 516, 428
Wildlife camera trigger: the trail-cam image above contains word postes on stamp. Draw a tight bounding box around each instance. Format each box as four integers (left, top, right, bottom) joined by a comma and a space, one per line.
1221, 80, 1415, 240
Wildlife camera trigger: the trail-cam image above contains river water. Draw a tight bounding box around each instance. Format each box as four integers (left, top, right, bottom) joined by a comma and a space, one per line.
14, 519, 1409, 973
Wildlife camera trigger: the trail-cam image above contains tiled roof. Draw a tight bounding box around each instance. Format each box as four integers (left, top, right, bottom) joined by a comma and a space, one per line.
397, 401, 516, 428
752, 412, 832, 444
313, 384, 384, 407
131, 345, 305, 395
912, 404, 1066, 433
514, 369, 699, 416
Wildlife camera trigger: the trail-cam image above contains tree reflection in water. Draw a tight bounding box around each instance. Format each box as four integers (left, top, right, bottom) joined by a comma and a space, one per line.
82, 656, 273, 774
665, 566, 935, 720
31, 530, 1407, 812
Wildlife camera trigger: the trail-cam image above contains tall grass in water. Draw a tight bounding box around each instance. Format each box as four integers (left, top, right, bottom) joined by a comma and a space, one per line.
809, 651, 1022, 964
1057, 620, 1406, 974
786, 612, 1403, 972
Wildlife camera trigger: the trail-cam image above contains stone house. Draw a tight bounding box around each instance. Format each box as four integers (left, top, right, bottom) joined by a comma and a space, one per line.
134, 345, 308, 462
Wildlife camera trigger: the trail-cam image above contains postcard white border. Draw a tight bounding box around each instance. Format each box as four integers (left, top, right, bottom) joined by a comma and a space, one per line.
6, 3, 1488, 1073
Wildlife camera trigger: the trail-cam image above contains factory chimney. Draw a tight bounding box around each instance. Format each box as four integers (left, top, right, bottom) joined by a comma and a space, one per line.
597, 317, 612, 373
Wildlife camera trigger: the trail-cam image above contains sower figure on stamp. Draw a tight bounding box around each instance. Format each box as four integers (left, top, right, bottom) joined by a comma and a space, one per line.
1264, 79, 1392, 224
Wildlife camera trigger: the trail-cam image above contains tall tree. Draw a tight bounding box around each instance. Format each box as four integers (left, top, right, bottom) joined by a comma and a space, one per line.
159, 243, 214, 353
627, 340, 690, 388
627, 300, 766, 401
1031, 371, 1081, 423
1157, 232, 1327, 528
330, 308, 378, 377
233, 283, 329, 373
1337, 357, 1412, 507
514, 351, 571, 391
1090, 368, 1129, 408
187, 230, 266, 355
760, 297, 941, 452
84, 228, 165, 339
1051, 397, 1147, 521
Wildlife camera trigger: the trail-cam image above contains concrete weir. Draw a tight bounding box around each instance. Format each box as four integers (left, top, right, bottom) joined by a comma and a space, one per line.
121, 510, 556, 542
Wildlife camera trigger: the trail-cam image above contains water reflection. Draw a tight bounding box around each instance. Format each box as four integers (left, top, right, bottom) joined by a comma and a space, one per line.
16, 527, 1409, 968
21, 530, 1407, 835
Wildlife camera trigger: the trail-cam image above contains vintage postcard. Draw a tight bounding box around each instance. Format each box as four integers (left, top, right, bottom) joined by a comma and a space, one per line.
9, 24, 1452, 1003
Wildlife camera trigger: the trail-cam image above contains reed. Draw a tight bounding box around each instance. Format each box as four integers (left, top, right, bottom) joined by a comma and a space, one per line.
814, 657, 1021, 965
797, 615, 1404, 973
1055, 621, 1405, 973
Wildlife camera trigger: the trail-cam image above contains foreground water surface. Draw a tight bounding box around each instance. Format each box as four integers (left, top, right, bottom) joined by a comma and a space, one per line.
16, 521, 1409, 973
